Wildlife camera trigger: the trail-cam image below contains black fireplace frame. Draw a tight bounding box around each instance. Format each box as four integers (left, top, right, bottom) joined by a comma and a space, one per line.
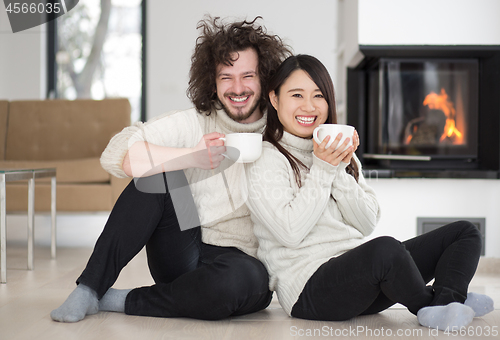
347, 45, 500, 179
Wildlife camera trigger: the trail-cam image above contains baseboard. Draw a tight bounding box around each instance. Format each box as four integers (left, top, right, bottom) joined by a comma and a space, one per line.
477, 257, 500, 274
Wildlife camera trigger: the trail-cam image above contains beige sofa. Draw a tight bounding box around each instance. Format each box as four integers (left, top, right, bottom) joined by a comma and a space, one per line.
0, 98, 131, 212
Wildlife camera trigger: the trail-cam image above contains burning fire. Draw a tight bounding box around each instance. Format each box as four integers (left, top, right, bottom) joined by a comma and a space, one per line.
405, 88, 464, 145
424, 88, 463, 143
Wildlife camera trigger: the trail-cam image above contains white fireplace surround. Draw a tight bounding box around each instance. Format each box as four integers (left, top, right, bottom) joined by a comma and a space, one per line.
339, 0, 500, 69
337, 0, 500, 258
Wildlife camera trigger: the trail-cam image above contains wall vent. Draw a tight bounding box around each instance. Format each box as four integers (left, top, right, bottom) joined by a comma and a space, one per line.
417, 217, 485, 256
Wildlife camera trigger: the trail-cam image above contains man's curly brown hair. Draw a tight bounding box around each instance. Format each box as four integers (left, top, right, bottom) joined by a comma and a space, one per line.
187, 16, 292, 115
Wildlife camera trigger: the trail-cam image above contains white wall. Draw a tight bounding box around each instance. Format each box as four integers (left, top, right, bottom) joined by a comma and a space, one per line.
0, 6, 46, 100
340, 0, 500, 67
7, 213, 109, 248
366, 178, 500, 258
358, 0, 500, 46
146, 0, 339, 119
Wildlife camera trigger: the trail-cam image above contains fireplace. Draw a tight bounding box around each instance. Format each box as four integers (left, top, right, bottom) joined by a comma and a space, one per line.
347, 46, 500, 178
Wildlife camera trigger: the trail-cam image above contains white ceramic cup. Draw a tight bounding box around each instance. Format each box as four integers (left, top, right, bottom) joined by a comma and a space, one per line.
219, 133, 262, 163
313, 124, 355, 151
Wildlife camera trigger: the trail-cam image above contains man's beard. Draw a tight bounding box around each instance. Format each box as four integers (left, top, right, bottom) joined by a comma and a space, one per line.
219, 94, 261, 122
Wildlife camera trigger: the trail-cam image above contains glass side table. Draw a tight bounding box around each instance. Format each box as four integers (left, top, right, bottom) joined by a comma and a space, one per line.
0, 168, 57, 283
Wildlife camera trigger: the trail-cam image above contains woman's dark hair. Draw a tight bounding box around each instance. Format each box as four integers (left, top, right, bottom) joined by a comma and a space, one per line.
187, 16, 292, 115
263, 54, 359, 185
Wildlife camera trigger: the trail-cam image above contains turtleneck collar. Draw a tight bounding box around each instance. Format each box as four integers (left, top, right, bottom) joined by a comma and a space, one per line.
214, 108, 267, 134
280, 131, 314, 153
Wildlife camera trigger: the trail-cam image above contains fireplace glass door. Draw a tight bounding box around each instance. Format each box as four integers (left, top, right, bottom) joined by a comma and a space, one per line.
367, 59, 478, 160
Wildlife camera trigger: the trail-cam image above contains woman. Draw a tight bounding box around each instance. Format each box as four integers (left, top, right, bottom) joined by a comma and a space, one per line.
244, 55, 493, 330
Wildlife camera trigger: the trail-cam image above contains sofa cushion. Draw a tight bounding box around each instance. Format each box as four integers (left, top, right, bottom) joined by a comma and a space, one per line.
6, 183, 115, 211
5, 98, 131, 161
0, 100, 8, 160
0, 157, 109, 183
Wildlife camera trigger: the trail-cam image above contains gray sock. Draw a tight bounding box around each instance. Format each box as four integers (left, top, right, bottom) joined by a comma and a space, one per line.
98, 288, 131, 313
50, 284, 99, 322
417, 302, 475, 330
464, 292, 495, 317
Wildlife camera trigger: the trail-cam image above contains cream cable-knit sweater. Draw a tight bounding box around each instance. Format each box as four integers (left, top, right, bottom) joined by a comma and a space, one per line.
245, 132, 381, 316
100, 108, 266, 257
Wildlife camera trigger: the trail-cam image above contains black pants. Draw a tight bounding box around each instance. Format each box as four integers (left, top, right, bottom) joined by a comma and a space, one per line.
291, 221, 482, 321
77, 173, 272, 319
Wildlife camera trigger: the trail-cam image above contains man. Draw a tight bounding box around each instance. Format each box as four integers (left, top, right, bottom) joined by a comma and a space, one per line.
51, 16, 292, 322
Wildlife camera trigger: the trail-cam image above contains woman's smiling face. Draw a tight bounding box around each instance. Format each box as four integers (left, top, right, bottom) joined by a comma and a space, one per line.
269, 69, 329, 138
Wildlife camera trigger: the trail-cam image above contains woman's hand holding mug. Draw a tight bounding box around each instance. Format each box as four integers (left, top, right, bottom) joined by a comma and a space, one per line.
312, 124, 358, 167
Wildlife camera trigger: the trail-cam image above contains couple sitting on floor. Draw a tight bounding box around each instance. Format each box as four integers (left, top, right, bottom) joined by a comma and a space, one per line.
51, 17, 494, 330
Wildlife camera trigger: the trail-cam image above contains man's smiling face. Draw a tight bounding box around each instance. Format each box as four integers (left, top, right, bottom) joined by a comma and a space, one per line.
215, 48, 262, 123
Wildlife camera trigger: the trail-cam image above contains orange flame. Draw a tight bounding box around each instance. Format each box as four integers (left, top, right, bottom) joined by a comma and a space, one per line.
423, 88, 463, 143
406, 125, 417, 144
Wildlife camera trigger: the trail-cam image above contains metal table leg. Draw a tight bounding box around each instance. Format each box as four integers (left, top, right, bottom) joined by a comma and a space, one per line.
1, 174, 6, 283
51, 176, 56, 259
27, 175, 35, 271
0, 168, 57, 282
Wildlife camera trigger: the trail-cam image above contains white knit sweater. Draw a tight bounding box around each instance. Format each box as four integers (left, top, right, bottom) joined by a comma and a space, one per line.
100, 107, 266, 257
245, 132, 381, 316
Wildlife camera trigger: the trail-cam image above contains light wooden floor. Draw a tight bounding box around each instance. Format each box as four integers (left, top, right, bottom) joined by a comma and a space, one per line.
1, 245, 498, 340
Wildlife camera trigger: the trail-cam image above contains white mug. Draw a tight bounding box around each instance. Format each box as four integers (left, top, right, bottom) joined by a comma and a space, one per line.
219, 133, 262, 163
313, 124, 355, 151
